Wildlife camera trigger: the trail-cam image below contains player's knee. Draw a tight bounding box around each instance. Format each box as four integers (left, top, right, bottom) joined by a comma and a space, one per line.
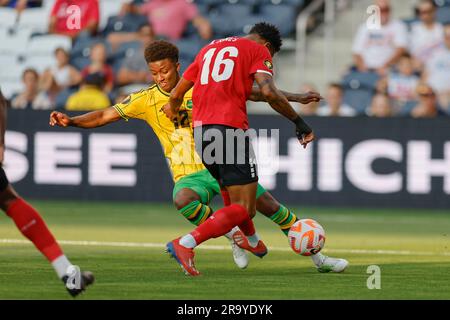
0, 188, 19, 213
240, 203, 256, 219
173, 190, 200, 210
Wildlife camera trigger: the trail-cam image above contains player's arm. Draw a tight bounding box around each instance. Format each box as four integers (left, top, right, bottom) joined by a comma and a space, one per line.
249, 86, 323, 105
254, 73, 315, 148
164, 77, 194, 120
49, 107, 121, 129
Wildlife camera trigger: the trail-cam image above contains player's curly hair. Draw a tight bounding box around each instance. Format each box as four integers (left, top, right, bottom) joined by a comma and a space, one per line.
144, 40, 179, 64
249, 22, 282, 54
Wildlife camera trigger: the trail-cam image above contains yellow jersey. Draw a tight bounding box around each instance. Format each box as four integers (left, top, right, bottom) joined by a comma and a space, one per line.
113, 84, 205, 182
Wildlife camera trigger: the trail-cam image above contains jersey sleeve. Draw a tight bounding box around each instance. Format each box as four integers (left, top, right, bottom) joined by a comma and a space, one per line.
113, 91, 147, 121
183, 59, 200, 83
249, 45, 273, 76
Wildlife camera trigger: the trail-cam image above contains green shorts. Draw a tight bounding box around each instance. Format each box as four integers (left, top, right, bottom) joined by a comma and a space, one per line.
172, 169, 267, 205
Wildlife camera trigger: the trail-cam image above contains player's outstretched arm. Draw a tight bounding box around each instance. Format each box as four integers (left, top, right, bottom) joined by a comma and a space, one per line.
164, 77, 194, 120
249, 86, 323, 105
49, 107, 121, 129
254, 73, 315, 149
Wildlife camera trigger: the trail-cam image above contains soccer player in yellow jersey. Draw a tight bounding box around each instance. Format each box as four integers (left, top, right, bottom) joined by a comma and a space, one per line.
49, 40, 348, 273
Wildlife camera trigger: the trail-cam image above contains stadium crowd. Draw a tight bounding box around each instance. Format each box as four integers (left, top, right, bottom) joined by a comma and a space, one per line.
1, 0, 449, 118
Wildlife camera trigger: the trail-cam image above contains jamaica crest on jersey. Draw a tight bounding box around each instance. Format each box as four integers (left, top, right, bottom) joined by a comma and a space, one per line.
185, 100, 193, 110
264, 60, 273, 70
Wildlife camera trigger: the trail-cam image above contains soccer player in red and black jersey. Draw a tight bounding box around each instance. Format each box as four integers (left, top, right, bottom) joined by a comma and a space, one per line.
0, 89, 94, 296
163, 22, 318, 276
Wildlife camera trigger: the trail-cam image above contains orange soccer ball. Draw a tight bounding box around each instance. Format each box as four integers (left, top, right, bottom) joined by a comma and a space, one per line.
288, 219, 326, 256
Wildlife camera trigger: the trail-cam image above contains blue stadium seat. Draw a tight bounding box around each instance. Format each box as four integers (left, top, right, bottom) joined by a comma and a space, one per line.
259, 5, 297, 36
110, 41, 142, 74
259, 0, 304, 6
70, 37, 112, 70
436, 6, 450, 24
343, 89, 374, 114
342, 71, 380, 90
218, 4, 253, 19
176, 36, 204, 61
434, 0, 450, 7
195, 0, 224, 6
235, 0, 261, 5
179, 57, 194, 74
102, 14, 148, 36
209, 4, 258, 36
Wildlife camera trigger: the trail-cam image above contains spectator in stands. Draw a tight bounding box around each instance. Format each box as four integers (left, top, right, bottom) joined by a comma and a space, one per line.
377, 53, 420, 111
298, 84, 319, 116
352, 0, 408, 76
424, 24, 450, 111
65, 73, 110, 111
81, 42, 114, 93
410, 0, 444, 69
368, 94, 393, 117
41, 47, 82, 102
116, 24, 154, 91
49, 0, 99, 39
411, 84, 447, 118
317, 83, 356, 117
11, 69, 52, 110
123, 0, 212, 41
0, 0, 42, 11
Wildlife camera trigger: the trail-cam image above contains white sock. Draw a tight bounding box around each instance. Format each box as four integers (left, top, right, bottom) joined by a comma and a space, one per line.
311, 252, 325, 266
179, 234, 197, 249
51, 255, 73, 279
224, 227, 240, 240
247, 233, 260, 248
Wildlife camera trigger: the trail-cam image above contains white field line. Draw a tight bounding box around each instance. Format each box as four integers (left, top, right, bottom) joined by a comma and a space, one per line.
1, 238, 450, 257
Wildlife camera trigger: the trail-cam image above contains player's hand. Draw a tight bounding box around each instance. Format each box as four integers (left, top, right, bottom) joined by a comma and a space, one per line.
293, 116, 314, 149
298, 92, 323, 104
298, 131, 315, 149
161, 104, 177, 121
49, 111, 71, 127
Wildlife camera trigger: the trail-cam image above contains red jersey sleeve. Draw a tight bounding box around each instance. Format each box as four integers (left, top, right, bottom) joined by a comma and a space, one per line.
183, 59, 200, 83
249, 45, 273, 76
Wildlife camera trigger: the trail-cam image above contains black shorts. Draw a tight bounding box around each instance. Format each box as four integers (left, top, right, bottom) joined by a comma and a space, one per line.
194, 124, 258, 187
0, 166, 9, 192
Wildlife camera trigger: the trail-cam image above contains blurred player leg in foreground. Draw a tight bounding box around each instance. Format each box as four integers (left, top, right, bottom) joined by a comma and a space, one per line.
0, 89, 94, 296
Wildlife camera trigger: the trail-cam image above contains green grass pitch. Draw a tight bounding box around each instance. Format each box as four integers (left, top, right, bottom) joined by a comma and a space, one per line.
0, 200, 449, 300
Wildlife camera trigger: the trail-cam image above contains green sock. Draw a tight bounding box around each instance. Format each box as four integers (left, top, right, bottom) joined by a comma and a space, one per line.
180, 200, 213, 226
269, 205, 298, 236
